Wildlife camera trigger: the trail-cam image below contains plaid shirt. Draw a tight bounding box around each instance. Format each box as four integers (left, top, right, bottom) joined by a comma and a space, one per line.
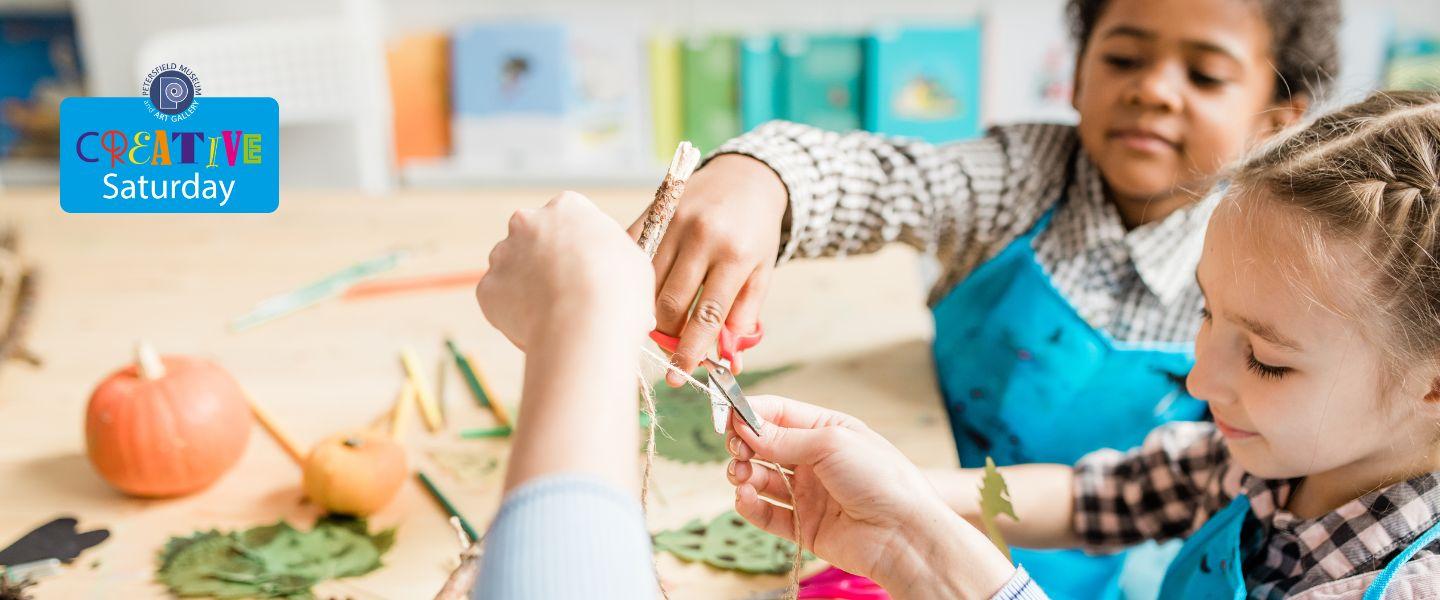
714, 121, 1216, 345
1073, 421, 1440, 598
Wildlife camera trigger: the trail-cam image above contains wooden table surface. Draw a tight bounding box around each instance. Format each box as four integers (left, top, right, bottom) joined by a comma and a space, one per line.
0, 187, 955, 599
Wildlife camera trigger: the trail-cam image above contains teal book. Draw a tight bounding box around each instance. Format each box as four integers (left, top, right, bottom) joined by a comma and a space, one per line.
865, 25, 983, 143
780, 34, 863, 132
740, 35, 783, 130
681, 35, 740, 154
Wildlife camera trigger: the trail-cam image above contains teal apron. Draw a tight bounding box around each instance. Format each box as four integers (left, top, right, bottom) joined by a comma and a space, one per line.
931, 202, 1206, 599
1159, 494, 1440, 599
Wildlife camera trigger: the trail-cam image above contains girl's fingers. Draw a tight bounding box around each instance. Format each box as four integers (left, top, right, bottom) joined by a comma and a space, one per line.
673, 265, 749, 380
743, 394, 862, 432
735, 483, 797, 542
727, 428, 755, 461
724, 265, 772, 374
727, 459, 793, 504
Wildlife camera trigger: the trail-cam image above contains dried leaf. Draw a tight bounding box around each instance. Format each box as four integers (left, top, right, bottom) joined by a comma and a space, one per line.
977, 456, 1018, 562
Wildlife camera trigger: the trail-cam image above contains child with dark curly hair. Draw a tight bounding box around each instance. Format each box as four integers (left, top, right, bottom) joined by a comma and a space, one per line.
629, 0, 1343, 596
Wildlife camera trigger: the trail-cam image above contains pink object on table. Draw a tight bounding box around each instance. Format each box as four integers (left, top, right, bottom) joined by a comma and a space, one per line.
797, 566, 890, 600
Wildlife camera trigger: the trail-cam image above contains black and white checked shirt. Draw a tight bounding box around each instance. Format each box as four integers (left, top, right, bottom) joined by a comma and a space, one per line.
714, 121, 1215, 345
1073, 421, 1440, 598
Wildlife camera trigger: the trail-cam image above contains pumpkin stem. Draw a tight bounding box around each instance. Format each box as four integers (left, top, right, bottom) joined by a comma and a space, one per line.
135, 340, 166, 380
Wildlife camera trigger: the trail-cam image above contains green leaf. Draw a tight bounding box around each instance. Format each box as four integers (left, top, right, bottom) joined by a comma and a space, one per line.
651, 510, 807, 574
645, 365, 796, 464
977, 456, 1018, 563
156, 518, 395, 599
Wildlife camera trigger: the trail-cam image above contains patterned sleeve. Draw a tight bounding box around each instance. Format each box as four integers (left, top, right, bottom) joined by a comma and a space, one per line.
1071, 422, 1238, 552
710, 121, 1078, 265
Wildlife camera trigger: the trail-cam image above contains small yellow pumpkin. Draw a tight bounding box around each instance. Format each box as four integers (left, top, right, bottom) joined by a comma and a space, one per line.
302, 431, 407, 516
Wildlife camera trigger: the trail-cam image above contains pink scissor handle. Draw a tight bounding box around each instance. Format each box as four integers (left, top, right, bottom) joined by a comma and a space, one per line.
649, 321, 764, 366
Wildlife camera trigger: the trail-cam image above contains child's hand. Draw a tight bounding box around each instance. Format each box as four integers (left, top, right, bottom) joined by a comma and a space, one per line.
627, 154, 787, 383
478, 192, 654, 351
726, 396, 1017, 598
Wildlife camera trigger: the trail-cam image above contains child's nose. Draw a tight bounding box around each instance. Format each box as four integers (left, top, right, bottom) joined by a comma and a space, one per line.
1186, 355, 1234, 407
1125, 64, 1184, 113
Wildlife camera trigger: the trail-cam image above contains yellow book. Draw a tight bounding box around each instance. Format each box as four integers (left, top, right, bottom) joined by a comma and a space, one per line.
649, 35, 683, 165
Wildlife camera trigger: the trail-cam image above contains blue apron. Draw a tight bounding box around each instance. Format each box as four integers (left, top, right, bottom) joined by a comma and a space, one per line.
1159, 494, 1440, 599
931, 202, 1206, 599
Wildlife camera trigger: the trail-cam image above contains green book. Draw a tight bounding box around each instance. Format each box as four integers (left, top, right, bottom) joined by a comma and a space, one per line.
681, 35, 741, 153
780, 34, 863, 133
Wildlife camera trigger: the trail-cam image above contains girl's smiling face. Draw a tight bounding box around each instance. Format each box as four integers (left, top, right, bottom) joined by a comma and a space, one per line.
1072, 0, 1305, 221
1188, 194, 1440, 488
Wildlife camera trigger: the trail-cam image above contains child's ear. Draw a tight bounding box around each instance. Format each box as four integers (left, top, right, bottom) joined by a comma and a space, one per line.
1262, 93, 1311, 136
1426, 376, 1440, 405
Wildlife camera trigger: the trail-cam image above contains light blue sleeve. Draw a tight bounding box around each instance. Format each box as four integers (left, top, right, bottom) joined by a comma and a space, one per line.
991, 567, 1052, 600
472, 474, 657, 600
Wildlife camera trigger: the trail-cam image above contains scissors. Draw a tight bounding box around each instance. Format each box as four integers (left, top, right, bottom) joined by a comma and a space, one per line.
650, 322, 765, 436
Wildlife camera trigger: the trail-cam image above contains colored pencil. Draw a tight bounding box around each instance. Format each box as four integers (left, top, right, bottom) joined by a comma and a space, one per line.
401, 347, 444, 432
390, 380, 416, 441
341, 269, 486, 300
417, 471, 480, 542
459, 425, 513, 439
231, 250, 405, 332
243, 390, 307, 467
446, 338, 491, 409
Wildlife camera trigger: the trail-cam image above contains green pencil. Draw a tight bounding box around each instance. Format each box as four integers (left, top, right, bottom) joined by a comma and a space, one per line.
446, 338, 492, 409
416, 470, 480, 543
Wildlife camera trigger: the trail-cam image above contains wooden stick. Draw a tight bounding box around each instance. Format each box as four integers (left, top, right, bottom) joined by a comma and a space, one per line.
244, 391, 307, 467
401, 347, 444, 432
636, 142, 699, 258
390, 380, 416, 442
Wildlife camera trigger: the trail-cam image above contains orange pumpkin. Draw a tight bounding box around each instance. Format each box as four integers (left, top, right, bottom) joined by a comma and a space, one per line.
85, 342, 253, 497
303, 431, 407, 516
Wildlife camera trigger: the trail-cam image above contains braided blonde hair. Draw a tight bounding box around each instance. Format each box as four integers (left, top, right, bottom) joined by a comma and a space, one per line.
1230, 90, 1440, 373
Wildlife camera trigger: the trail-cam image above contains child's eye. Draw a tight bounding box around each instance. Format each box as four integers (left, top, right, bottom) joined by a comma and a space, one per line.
1245, 353, 1291, 380
1103, 54, 1141, 70
1199, 306, 1212, 321
1189, 71, 1226, 88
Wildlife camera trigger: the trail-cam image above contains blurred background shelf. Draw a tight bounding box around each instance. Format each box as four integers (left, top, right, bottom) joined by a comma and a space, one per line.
1, 0, 1438, 193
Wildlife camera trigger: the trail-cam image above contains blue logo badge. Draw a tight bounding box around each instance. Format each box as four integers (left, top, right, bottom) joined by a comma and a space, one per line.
60, 65, 279, 213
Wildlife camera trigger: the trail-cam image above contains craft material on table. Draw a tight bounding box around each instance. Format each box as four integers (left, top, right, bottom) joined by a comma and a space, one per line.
445, 338, 512, 427
978, 456, 1018, 562
416, 471, 480, 544
390, 381, 416, 441
86, 342, 254, 498
459, 425, 512, 439
796, 568, 890, 600
155, 517, 394, 599
648, 365, 794, 464
230, 250, 405, 332
426, 449, 500, 487
0, 517, 109, 567
0, 228, 40, 368
245, 392, 307, 467
652, 511, 809, 575
340, 269, 485, 300
400, 348, 444, 432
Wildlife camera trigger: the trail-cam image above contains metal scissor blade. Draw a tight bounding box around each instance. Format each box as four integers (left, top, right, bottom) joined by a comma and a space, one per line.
701, 359, 763, 436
